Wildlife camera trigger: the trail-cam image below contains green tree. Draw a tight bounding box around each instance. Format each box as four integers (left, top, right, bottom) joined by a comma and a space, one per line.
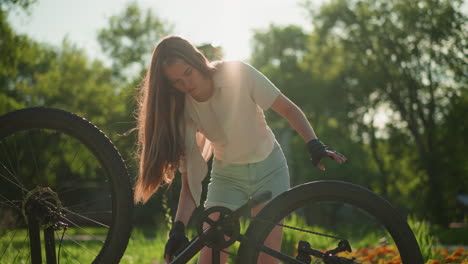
16, 40, 124, 129
251, 24, 373, 184
0, 2, 57, 115
0, 0, 37, 11
306, 0, 467, 224
250, 24, 380, 226
198, 43, 224, 61
97, 1, 173, 82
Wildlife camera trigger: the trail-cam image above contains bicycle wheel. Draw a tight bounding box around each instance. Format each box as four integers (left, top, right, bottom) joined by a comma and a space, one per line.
0, 107, 133, 264
237, 181, 423, 264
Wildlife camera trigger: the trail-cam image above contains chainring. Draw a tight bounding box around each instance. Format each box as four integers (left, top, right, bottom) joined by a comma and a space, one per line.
196, 206, 240, 250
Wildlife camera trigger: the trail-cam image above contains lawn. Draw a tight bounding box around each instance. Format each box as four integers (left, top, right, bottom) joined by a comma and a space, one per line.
1, 217, 466, 263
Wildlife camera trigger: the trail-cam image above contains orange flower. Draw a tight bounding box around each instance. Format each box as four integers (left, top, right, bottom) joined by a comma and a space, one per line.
357, 248, 370, 256
375, 248, 385, 256
445, 255, 461, 263
439, 249, 449, 257
453, 248, 464, 257
359, 254, 376, 263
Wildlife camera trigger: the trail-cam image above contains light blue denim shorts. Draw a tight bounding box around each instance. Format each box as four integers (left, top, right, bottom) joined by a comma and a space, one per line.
205, 142, 290, 210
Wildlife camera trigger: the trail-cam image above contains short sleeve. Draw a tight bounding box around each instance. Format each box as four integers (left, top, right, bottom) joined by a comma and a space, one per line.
243, 62, 281, 110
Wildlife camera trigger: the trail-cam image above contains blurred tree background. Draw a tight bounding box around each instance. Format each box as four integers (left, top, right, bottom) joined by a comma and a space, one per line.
1, 0, 466, 229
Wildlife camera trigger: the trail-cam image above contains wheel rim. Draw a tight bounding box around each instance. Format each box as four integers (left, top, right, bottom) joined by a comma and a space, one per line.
238, 181, 423, 264
0, 119, 121, 263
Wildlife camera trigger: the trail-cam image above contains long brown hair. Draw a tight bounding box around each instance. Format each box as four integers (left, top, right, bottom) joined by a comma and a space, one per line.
134, 36, 216, 204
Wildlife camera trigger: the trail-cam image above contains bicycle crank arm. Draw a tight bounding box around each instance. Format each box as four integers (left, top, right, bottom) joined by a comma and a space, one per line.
170, 237, 205, 264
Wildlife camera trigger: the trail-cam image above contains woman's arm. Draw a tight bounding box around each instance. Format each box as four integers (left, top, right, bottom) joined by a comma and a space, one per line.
174, 172, 196, 226
270, 93, 346, 170
164, 172, 194, 263
270, 93, 318, 143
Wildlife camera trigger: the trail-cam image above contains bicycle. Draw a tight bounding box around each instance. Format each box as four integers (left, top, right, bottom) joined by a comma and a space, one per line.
0, 107, 424, 264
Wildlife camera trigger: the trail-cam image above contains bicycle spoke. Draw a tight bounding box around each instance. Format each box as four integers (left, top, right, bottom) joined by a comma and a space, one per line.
60, 246, 84, 263
0, 195, 22, 212
56, 192, 111, 210
0, 164, 29, 193
0, 140, 18, 174
61, 208, 110, 229
12, 138, 22, 191
59, 215, 107, 242
27, 131, 41, 183
64, 235, 101, 258
0, 228, 19, 260
13, 140, 29, 198
12, 232, 29, 263
0, 142, 22, 190
46, 131, 67, 176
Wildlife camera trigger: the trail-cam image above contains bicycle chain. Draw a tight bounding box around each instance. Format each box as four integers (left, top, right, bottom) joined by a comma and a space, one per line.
247, 215, 347, 241
209, 214, 349, 261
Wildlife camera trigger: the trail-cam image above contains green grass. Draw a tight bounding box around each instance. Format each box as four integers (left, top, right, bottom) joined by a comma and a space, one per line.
2, 215, 462, 263
408, 216, 440, 261
121, 228, 168, 264
0, 227, 106, 263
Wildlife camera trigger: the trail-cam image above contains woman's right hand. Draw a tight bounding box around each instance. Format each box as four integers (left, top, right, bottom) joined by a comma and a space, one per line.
164, 221, 189, 263
306, 139, 347, 171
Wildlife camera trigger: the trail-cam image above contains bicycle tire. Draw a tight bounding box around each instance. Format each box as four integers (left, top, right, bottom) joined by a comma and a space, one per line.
0, 107, 133, 263
237, 180, 423, 264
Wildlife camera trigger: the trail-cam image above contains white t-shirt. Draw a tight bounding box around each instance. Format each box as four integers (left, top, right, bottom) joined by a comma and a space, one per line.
179, 61, 281, 205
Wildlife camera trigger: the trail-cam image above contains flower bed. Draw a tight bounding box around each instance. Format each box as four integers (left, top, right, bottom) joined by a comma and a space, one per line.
337, 245, 467, 264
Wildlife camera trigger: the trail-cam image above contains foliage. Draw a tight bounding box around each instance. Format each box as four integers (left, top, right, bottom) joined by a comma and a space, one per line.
302, 0, 467, 224
0, 0, 37, 11
97, 1, 173, 82
408, 216, 440, 261
249, 0, 468, 225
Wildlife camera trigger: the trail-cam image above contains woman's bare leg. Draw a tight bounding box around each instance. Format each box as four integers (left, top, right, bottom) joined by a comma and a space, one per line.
198, 247, 229, 264
252, 204, 283, 264
197, 211, 229, 264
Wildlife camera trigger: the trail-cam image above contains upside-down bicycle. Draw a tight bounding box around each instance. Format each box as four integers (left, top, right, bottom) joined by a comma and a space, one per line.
0, 107, 423, 263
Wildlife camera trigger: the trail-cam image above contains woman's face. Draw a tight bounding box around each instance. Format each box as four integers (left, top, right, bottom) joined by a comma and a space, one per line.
164, 59, 213, 102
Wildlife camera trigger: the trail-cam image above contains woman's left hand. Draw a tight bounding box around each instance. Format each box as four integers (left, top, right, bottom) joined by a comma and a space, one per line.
306, 139, 347, 171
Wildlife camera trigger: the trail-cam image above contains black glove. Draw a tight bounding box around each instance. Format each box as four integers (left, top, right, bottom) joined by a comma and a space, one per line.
164, 221, 189, 261
306, 139, 339, 166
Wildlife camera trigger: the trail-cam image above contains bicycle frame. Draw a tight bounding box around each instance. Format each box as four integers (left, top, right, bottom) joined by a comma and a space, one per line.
170, 232, 305, 264
169, 191, 305, 264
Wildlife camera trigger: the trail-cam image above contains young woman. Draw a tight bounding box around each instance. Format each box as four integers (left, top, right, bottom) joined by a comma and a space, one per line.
133, 35, 346, 264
